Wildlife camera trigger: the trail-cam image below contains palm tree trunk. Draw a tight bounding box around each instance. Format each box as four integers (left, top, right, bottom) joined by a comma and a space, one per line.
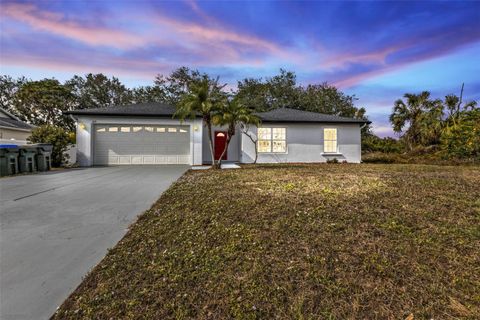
205, 119, 216, 168
218, 126, 234, 167
218, 136, 231, 167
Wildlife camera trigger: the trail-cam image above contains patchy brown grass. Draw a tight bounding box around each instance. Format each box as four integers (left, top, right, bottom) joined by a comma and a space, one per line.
52, 164, 480, 320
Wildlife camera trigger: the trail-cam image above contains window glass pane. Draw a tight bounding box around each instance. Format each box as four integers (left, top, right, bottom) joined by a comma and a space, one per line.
258, 128, 271, 140
145, 126, 154, 132
324, 141, 337, 153
120, 127, 130, 132
168, 127, 177, 133
324, 128, 337, 141
133, 127, 142, 132
273, 128, 286, 140
156, 127, 165, 133
273, 140, 286, 152
96, 127, 106, 132
258, 140, 271, 153
108, 127, 118, 132
179, 128, 188, 133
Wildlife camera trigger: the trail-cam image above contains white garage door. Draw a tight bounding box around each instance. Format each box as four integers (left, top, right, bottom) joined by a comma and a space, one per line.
93, 124, 191, 165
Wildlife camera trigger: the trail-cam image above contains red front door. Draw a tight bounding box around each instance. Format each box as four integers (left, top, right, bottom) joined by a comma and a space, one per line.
214, 131, 228, 160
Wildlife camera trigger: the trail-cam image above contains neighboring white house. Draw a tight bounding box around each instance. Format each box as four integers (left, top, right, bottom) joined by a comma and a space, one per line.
67, 103, 368, 166
0, 107, 34, 144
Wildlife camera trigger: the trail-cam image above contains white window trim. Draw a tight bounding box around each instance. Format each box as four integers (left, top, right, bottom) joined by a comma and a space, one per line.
257, 127, 288, 154
323, 127, 340, 154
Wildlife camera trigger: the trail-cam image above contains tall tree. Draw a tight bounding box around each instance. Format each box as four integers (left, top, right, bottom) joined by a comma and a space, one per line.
236, 69, 300, 111
14, 79, 75, 130
131, 85, 167, 104
66, 73, 132, 109
0, 75, 28, 117
175, 76, 227, 167
299, 83, 360, 117
389, 91, 440, 150
154, 67, 203, 105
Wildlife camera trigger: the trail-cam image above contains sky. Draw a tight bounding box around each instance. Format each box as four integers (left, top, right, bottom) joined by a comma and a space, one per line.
1, 0, 479, 137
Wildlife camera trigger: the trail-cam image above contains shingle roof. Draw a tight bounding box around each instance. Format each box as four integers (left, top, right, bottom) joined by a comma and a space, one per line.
66, 103, 369, 124
0, 117, 34, 130
255, 108, 370, 124
65, 103, 180, 117
0, 108, 34, 131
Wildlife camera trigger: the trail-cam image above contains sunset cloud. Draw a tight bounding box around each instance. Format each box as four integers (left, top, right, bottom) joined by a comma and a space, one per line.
1, 3, 149, 49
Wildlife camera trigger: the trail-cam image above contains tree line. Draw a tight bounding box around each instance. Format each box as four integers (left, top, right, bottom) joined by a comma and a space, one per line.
364, 85, 479, 161
0, 67, 369, 132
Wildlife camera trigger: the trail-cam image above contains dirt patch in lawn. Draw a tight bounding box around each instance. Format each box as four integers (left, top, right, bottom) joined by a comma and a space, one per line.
52, 164, 480, 319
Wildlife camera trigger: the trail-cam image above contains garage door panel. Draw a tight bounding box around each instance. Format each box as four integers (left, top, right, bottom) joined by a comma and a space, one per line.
94, 124, 191, 165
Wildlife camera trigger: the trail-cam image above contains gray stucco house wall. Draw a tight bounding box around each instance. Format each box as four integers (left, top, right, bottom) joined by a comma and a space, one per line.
241, 123, 362, 163
66, 104, 368, 166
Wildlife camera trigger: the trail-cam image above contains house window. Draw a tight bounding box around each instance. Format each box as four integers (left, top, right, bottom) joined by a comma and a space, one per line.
120, 127, 130, 132
133, 127, 142, 132
168, 127, 177, 133
108, 127, 118, 132
96, 127, 106, 132
324, 128, 337, 153
258, 127, 286, 153
156, 127, 166, 133
145, 126, 154, 132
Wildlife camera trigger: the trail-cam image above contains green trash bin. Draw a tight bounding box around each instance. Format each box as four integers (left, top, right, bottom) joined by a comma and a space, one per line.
0, 145, 19, 177
33, 144, 53, 171
18, 146, 37, 173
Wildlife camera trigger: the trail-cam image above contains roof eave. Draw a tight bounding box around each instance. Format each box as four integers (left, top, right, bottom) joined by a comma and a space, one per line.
0, 125, 33, 132
66, 111, 202, 118
259, 119, 370, 124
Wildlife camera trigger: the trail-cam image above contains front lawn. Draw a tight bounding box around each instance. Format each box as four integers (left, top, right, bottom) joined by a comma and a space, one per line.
53, 164, 480, 319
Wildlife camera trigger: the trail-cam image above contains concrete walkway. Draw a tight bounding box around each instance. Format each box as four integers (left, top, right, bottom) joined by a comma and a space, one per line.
0, 166, 188, 320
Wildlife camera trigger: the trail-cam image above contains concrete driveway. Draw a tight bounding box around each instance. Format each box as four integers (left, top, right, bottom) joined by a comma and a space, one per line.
0, 165, 188, 320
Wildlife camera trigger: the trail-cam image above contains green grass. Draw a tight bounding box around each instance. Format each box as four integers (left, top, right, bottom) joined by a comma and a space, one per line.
53, 164, 480, 319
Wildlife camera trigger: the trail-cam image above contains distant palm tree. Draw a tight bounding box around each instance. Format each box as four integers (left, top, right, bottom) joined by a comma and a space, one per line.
389, 91, 441, 149
175, 77, 226, 166
212, 99, 260, 167
444, 84, 477, 129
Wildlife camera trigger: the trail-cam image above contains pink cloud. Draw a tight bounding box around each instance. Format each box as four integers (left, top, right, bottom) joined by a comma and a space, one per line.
145, 11, 302, 64
1, 3, 149, 49
1, 52, 171, 80
321, 46, 400, 70
326, 29, 480, 88
1, 2, 296, 68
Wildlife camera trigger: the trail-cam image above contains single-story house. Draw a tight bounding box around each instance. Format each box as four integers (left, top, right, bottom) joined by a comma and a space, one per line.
0, 108, 34, 144
66, 103, 369, 166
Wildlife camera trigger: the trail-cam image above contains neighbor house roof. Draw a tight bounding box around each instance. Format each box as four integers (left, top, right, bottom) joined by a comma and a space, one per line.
65, 103, 181, 117
255, 108, 370, 124
0, 108, 34, 131
66, 103, 369, 124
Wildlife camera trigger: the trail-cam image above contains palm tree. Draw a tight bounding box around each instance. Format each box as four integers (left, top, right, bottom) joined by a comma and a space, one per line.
175, 77, 226, 166
212, 99, 260, 167
444, 84, 477, 130
389, 91, 441, 150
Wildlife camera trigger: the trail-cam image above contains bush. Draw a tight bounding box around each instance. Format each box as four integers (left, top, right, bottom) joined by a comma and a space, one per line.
326, 158, 339, 163
440, 109, 480, 160
362, 134, 403, 154
28, 125, 73, 167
